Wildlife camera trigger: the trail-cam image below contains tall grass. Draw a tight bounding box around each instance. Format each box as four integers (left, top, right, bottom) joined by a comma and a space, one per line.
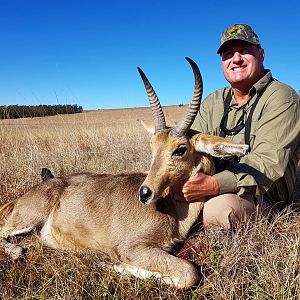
0, 108, 299, 299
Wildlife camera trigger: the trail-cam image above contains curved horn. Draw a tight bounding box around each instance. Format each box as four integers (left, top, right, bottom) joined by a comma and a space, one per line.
170, 57, 203, 137
137, 67, 166, 134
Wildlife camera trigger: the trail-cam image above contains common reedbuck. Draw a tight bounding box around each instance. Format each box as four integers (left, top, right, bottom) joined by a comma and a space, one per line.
0, 58, 248, 289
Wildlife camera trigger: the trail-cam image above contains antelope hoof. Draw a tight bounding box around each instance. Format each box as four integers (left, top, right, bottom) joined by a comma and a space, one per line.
5, 244, 25, 261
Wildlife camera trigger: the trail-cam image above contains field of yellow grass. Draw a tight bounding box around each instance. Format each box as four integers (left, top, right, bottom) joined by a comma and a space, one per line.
0, 106, 185, 202
0, 107, 299, 299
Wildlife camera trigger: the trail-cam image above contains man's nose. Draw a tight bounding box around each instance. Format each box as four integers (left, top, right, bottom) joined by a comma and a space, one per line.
232, 51, 243, 62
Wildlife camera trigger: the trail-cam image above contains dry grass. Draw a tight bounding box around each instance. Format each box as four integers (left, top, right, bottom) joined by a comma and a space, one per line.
0, 107, 299, 299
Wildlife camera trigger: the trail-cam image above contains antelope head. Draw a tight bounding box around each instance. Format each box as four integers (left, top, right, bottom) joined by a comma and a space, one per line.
138, 57, 248, 205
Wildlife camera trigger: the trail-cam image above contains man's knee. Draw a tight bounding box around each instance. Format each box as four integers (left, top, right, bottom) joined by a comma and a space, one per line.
202, 193, 257, 229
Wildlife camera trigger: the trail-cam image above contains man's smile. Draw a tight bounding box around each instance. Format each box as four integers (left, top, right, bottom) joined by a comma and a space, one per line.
231, 66, 246, 72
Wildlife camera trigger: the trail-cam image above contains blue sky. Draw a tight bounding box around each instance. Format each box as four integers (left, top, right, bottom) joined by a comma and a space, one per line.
0, 0, 299, 110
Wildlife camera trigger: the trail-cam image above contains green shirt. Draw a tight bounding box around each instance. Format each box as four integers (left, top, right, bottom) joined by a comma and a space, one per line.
193, 71, 300, 208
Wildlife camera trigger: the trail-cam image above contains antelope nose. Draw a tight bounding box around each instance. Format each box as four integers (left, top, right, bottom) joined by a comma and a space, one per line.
139, 186, 153, 204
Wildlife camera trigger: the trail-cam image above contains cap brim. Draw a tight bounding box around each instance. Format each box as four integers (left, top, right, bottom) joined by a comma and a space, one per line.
217, 38, 260, 54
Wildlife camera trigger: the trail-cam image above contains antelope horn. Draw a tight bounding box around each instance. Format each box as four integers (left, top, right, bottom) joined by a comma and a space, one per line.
170, 57, 203, 137
137, 67, 167, 134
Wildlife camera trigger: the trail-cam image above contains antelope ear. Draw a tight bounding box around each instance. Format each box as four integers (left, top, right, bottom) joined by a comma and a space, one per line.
140, 120, 155, 135
192, 133, 249, 157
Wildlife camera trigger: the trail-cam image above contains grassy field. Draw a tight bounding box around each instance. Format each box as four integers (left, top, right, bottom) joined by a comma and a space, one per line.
0, 108, 299, 299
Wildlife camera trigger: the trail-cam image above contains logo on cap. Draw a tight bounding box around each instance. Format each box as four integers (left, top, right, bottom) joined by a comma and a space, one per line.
226, 25, 245, 38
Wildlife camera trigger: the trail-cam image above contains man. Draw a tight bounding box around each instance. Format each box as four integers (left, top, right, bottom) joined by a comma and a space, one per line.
178, 24, 300, 228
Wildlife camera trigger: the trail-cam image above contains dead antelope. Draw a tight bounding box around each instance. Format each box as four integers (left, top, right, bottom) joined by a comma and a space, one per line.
0, 58, 248, 289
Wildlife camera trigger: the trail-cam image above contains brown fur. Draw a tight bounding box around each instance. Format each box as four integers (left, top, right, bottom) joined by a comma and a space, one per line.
0, 130, 247, 288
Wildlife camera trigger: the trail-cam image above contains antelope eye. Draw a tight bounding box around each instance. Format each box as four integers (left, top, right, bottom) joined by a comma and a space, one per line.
172, 145, 187, 157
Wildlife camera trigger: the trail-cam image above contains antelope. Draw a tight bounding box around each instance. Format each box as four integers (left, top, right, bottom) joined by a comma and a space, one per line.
0, 58, 248, 289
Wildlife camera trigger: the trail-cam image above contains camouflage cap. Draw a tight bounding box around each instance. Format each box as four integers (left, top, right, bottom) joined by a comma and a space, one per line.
217, 24, 261, 54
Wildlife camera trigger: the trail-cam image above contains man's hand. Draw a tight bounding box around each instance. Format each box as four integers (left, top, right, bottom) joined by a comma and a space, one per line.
171, 172, 220, 202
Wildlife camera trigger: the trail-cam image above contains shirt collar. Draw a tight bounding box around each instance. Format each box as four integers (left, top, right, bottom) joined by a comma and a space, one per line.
250, 69, 273, 95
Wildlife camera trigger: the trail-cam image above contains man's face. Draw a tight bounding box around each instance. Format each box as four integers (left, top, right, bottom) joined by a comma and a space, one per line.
220, 41, 265, 90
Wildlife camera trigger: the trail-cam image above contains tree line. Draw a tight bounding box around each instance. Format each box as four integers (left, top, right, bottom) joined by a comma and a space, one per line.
0, 104, 83, 119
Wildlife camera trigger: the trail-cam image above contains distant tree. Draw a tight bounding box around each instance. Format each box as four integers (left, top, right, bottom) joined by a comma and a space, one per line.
0, 104, 83, 119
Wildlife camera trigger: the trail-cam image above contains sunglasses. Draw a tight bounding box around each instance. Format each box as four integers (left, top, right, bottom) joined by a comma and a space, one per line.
220, 105, 247, 135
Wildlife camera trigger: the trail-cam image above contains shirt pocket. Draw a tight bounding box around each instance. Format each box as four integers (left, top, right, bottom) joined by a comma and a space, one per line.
249, 120, 258, 148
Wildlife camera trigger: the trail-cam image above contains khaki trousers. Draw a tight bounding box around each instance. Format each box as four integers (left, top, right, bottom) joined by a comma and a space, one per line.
202, 193, 276, 229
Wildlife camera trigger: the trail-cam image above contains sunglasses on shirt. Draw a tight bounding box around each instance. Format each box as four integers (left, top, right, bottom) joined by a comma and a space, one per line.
220, 105, 247, 135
